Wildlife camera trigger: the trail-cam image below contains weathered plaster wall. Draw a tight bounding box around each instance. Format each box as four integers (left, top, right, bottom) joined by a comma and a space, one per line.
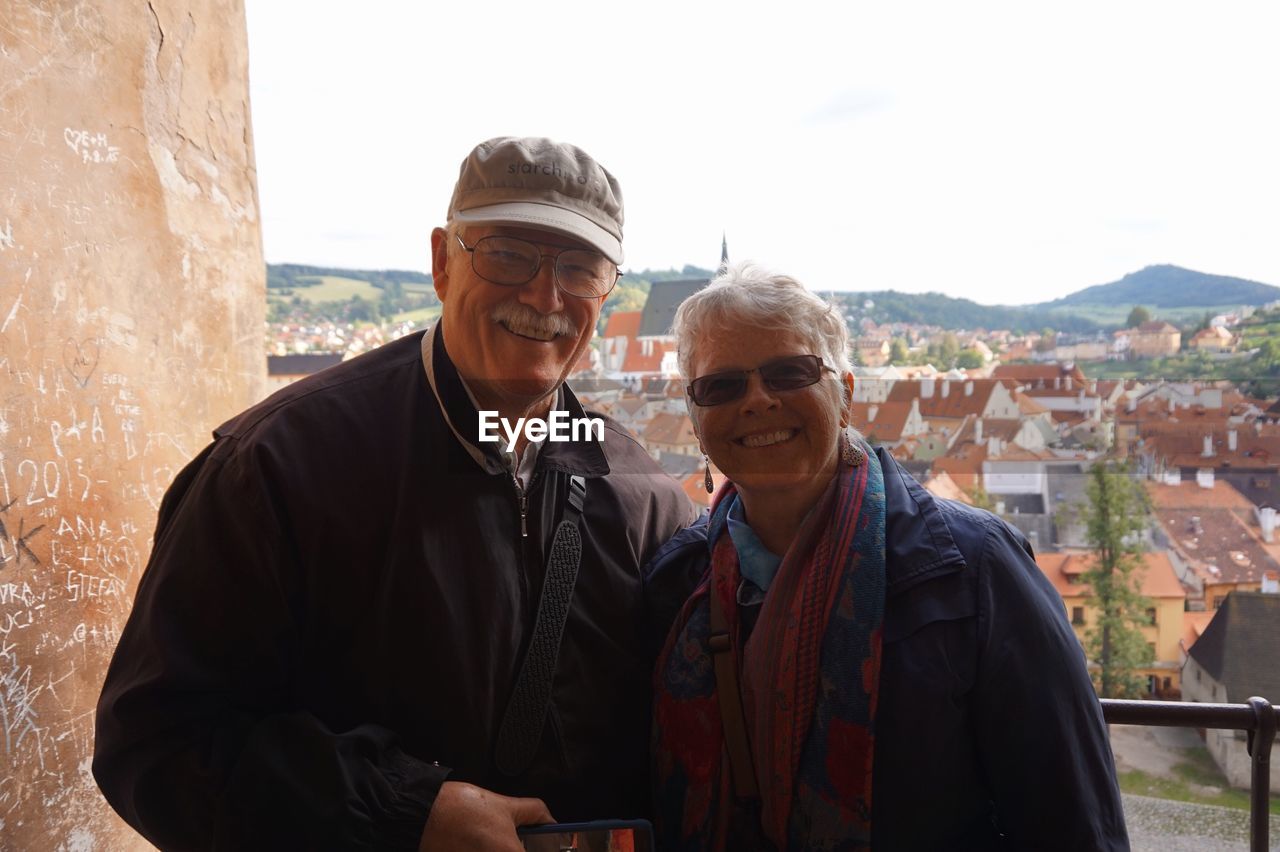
0, 2, 263, 847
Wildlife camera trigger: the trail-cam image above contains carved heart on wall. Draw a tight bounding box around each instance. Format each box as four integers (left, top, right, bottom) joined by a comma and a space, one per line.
64, 337, 101, 388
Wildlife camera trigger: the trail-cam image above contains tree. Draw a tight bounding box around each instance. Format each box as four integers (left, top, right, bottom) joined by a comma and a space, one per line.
889, 337, 910, 365
955, 348, 985, 370
1081, 460, 1154, 698
1125, 305, 1151, 328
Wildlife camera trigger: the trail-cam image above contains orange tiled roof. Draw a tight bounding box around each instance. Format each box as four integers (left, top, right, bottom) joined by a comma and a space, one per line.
1146, 480, 1255, 511
924, 470, 974, 505
1017, 395, 1050, 415
1155, 507, 1280, 585
602, 310, 642, 339
1035, 550, 1186, 599
887, 379, 998, 419
682, 470, 727, 508
850, 401, 913, 443
1182, 610, 1215, 652
621, 339, 675, 374
991, 364, 1087, 384
643, 412, 698, 446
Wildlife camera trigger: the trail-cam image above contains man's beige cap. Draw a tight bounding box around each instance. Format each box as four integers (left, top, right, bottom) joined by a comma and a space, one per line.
447, 137, 624, 264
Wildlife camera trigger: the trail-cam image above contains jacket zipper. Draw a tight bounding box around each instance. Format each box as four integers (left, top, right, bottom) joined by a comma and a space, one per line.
512, 473, 528, 538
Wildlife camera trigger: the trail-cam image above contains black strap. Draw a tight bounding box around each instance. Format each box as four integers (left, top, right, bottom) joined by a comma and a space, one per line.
495, 474, 587, 776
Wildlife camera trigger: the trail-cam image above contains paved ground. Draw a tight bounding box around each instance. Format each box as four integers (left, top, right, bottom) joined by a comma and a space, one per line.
1111, 724, 1279, 850
1111, 723, 1206, 775
1123, 793, 1280, 851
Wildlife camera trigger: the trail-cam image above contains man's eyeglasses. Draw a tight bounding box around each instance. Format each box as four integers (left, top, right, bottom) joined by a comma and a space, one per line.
455, 234, 620, 299
686, 354, 837, 407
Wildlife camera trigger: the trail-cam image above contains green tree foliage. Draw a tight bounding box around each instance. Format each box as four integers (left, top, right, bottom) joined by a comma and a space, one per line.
889, 338, 910, 365
597, 283, 650, 334
955, 348, 985, 369
1126, 305, 1151, 328
1081, 461, 1154, 698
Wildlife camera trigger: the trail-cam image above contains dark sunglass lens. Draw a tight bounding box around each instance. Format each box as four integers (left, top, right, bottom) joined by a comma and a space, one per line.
692, 374, 746, 406
763, 356, 822, 390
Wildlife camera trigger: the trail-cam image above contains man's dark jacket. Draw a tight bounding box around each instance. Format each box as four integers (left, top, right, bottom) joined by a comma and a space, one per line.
94, 328, 695, 850
645, 448, 1130, 851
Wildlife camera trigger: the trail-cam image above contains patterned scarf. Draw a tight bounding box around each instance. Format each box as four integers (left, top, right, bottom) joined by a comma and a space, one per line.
653, 444, 887, 850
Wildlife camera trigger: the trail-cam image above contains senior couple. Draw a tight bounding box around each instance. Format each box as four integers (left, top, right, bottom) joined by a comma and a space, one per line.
94, 137, 1129, 850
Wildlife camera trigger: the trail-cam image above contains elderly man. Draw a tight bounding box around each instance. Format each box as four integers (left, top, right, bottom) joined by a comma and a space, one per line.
94, 137, 695, 850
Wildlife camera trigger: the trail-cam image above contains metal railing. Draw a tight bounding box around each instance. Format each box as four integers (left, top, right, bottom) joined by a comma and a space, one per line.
1101, 696, 1278, 852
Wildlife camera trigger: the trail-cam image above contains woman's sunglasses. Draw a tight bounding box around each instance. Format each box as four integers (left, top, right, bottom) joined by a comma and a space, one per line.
686, 354, 836, 407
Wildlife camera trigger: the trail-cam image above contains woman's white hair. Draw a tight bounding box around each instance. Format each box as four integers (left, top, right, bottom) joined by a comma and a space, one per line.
673, 260, 852, 384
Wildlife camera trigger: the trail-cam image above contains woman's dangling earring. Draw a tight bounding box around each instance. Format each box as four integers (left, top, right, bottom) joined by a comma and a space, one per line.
703, 455, 715, 493
841, 431, 864, 467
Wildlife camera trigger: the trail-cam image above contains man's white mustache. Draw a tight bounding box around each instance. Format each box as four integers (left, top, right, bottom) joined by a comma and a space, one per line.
491, 302, 578, 339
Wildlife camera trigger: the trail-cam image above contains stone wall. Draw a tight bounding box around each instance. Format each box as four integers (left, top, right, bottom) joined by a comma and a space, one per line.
0, 1, 263, 847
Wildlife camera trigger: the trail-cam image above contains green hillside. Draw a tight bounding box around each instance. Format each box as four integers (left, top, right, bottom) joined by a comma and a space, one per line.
267, 263, 438, 324
835, 291, 1101, 333
1037, 265, 1280, 309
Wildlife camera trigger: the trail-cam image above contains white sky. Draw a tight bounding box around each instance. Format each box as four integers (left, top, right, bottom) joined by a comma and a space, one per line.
244, 1, 1280, 306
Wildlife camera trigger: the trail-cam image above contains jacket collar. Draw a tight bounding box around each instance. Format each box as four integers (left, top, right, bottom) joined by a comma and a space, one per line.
422, 320, 610, 478
875, 447, 968, 595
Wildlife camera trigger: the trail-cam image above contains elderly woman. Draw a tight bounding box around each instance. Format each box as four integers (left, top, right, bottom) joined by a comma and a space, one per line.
646, 263, 1128, 851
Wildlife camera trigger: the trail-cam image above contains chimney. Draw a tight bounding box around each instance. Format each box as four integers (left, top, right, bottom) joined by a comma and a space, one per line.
1190, 515, 1203, 535
868, 404, 879, 422
988, 436, 1001, 457
921, 377, 935, 398
1054, 376, 1061, 389
1202, 435, 1214, 457
941, 380, 950, 398
974, 418, 983, 445
1228, 429, 1237, 451
1065, 376, 1073, 390
1262, 570, 1279, 594
965, 381, 974, 396
1261, 507, 1277, 543
1196, 468, 1215, 489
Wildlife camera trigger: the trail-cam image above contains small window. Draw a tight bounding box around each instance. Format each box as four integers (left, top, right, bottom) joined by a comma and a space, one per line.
1072, 607, 1085, 626
1146, 607, 1157, 626
1163, 677, 1172, 690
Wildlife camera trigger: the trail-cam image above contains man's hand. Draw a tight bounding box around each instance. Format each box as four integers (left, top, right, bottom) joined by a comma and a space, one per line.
419, 780, 553, 851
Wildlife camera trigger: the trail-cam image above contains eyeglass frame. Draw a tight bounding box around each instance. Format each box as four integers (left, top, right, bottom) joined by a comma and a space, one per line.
686, 354, 838, 407
453, 233, 622, 299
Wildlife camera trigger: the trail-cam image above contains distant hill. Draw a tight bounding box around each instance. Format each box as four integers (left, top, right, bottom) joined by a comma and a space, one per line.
267, 263, 431, 291
834, 290, 1101, 334
1036, 265, 1280, 309
264, 261, 1278, 335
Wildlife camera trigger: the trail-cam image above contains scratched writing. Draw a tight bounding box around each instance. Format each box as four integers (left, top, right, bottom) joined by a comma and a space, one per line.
62, 337, 100, 389
0, 498, 44, 570
0, 643, 45, 761
0, 582, 37, 608
62, 128, 119, 165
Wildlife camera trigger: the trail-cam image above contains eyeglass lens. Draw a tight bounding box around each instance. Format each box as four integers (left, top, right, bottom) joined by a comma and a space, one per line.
471, 236, 616, 297
689, 355, 826, 406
